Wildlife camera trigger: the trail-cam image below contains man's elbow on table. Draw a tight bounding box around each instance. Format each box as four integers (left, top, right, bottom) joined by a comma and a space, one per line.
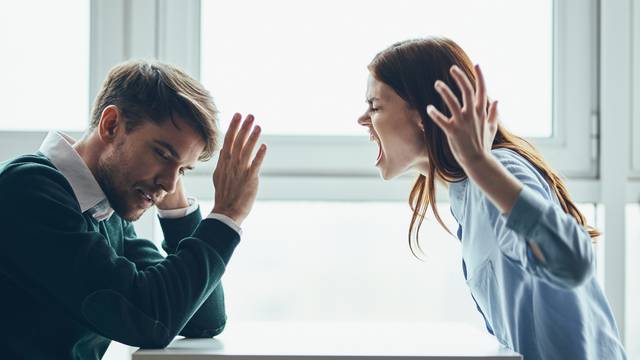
180, 320, 227, 338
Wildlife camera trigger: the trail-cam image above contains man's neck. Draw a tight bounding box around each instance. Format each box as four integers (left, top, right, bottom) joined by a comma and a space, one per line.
72, 132, 101, 177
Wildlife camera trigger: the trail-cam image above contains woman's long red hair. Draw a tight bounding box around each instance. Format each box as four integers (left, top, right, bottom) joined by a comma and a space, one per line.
368, 37, 600, 256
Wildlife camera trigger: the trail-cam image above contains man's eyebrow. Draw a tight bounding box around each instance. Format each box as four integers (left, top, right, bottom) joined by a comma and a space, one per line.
366, 97, 380, 103
153, 140, 195, 170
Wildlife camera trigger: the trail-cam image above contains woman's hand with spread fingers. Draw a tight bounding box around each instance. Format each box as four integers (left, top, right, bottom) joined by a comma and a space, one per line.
426, 64, 498, 169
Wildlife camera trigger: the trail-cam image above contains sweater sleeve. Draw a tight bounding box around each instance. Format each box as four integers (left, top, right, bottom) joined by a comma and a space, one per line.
473, 149, 595, 288
0, 162, 239, 348
122, 210, 229, 338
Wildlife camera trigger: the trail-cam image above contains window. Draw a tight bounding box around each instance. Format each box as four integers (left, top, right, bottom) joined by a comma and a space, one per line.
156, 201, 485, 326
625, 205, 640, 360
196, 0, 602, 330
201, 0, 552, 137
0, 0, 89, 132
150, 201, 598, 326
632, 0, 640, 178
201, 0, 597, 182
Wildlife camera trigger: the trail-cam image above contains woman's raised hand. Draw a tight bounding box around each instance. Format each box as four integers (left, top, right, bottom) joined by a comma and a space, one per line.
426, 64, 499, 168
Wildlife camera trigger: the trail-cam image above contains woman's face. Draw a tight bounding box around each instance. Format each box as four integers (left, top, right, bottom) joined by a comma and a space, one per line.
358, 73, 429, 179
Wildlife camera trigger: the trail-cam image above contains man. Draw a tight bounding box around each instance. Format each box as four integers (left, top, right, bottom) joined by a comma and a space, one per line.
0, 60, 266, 359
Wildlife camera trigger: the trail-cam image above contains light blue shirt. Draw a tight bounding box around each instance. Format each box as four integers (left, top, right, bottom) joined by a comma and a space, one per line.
448, 148, 626, 360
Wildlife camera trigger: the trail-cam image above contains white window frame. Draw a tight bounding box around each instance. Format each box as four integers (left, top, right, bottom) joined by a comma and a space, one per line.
630, 4, 640, 354
631, 0, 640, 183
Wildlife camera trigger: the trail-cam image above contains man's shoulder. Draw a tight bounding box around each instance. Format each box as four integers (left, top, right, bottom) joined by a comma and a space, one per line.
1, 152, 54, 171
0, 153, 72, 195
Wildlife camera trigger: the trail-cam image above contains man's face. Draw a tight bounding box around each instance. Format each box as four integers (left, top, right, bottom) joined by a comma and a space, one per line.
96, 116, 205, 221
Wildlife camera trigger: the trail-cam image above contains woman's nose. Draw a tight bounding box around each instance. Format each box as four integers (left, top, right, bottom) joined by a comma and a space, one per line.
357, 112, 371, 126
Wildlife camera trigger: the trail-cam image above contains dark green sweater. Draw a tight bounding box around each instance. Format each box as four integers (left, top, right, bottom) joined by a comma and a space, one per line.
0, 154, 240, 359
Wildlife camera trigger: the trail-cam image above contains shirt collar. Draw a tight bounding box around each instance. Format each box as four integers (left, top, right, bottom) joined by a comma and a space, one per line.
38, 131, 114, 221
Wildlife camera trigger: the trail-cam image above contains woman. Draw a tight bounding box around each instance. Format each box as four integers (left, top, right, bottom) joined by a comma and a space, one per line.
358, 38, 626, 360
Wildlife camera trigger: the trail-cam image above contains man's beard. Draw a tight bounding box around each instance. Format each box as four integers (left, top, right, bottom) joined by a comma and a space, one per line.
95, 152, 144, 222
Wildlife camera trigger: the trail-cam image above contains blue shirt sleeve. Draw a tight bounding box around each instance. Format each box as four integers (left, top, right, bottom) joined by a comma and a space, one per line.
477, 149, 595, 288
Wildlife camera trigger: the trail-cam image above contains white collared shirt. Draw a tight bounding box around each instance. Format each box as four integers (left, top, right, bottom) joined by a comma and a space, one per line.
38, 131, 241, 234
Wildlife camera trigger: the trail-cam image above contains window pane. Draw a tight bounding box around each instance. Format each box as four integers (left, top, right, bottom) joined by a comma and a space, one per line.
578, 203, 604, 286
172, 201, 485, 326
626, 204, 640, 360
153, 200, 597, 325
0, 0, 89, 131
201, 0, 552, 137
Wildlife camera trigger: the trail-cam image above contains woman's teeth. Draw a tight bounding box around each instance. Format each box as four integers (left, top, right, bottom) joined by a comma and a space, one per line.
367, 130, 382, 164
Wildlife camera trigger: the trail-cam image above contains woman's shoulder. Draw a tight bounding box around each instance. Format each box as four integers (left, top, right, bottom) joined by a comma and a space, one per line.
491, 147, 547, 181
491, 147, 529, 167
490, 147, 556, 201
449, 148, 525, 216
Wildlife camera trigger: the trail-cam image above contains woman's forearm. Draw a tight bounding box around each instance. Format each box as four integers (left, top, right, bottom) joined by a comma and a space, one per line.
463, 152, 523, 215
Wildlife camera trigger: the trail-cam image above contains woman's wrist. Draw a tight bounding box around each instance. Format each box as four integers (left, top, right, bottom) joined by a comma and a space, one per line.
459, 150, 493, 178
462, 152, 523, 214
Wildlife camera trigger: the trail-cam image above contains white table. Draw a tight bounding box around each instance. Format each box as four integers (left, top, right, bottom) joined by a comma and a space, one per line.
133, 322, 522, 360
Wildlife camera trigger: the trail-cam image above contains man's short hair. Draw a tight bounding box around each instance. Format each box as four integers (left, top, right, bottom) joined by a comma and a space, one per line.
90, 60, 219, 161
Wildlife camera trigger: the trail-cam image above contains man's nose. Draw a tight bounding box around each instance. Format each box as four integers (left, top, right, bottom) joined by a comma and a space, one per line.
156, 168, 180, 195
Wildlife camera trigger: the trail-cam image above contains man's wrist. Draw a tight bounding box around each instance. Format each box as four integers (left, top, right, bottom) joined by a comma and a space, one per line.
207, 212, 243, 235
157, 197, 199, 219
157, 194, 189, 210
211, 207, 243, 225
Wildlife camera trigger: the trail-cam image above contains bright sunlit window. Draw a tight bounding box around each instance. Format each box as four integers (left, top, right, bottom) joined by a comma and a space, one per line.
165, 201, 486, 326
201, 0, 552, 137
0, 0, 89, 132
153, 201, 596, 325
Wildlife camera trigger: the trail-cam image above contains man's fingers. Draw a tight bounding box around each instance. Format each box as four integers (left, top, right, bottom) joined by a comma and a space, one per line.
450, 66, 474, 111
249, 144, 267, 174
241, 125, 262, 165
221, 113, 242, 157
434, 81, 462, 119
231, 114, 255, 158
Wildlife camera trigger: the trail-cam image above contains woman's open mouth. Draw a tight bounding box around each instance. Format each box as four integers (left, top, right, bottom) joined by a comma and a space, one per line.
375, 140, 382, 164
369, 131, 383, 165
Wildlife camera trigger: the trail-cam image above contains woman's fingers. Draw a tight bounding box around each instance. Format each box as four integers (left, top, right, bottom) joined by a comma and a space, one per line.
450, 66, 474, 110
434, 80, 462, 119
474, 64, 488, 113
427, 105, 452, 134
488, 100, 499, 126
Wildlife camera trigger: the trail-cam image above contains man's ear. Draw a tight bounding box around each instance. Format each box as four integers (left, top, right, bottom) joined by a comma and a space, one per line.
97, 105, 123, 143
